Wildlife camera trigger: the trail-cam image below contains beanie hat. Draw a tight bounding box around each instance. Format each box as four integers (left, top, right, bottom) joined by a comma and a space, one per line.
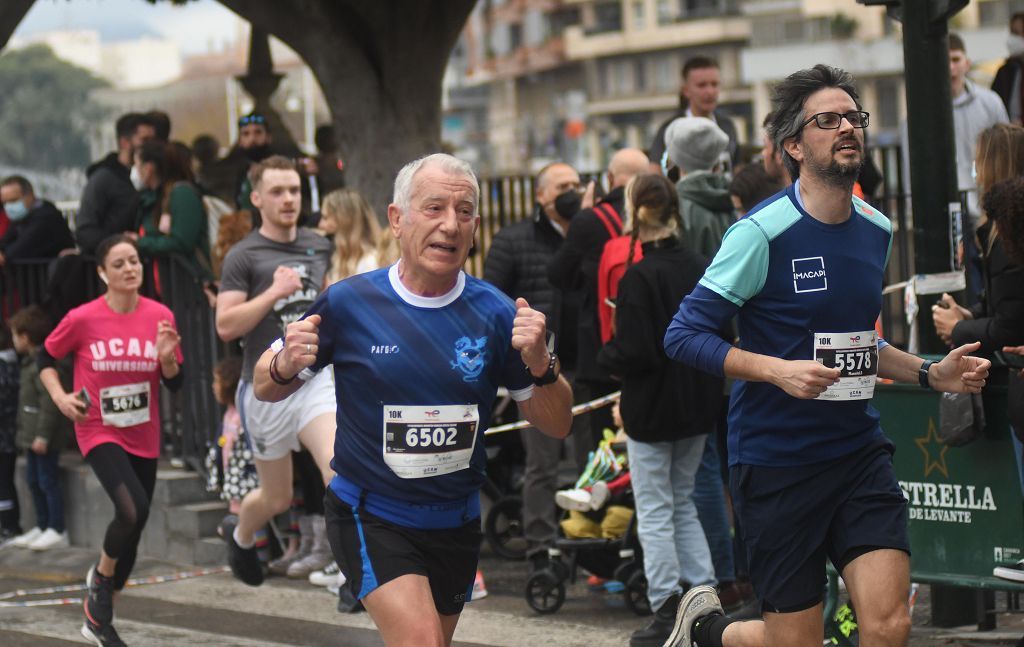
664, 116, 729, 172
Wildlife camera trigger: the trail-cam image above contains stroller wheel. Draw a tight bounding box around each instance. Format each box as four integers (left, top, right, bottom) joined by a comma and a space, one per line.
525, 571, 566, 614
484, 495, 527, 560
624, 570, 652, 616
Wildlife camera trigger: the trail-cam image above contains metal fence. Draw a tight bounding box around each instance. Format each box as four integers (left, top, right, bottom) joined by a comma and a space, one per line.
0, 254, 223, 474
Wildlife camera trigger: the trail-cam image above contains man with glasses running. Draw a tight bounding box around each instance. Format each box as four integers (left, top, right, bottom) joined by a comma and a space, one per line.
663, 64, 991, 647
252, 153, 572, 646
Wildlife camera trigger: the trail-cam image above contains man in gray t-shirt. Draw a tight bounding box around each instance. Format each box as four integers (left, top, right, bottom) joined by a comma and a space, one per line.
215, 156, 336, 587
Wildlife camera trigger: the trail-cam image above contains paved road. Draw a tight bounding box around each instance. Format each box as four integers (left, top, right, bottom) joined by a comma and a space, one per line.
0, 543, 1021, 646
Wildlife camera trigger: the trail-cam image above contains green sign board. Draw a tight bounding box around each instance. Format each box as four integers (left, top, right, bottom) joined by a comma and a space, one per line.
874, 383, 1024, 589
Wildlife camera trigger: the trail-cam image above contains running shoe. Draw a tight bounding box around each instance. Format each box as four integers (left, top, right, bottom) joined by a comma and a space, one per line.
555, 488, 592, 512
220, 515, 264, 586
664, 584, 724, 647
589, 480, 610, 510
82, 565, 124, 646
81, 620, 126, 647
994, 559, 1024, 583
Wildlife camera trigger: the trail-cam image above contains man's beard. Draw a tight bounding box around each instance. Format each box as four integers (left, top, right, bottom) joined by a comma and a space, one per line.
806, 141, 863, 189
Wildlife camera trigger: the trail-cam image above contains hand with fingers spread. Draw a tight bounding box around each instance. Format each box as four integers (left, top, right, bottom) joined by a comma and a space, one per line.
276, 314, 322, 380
928, 341, 991, 393
770, 359, 842, 399
511, 298, 550, 377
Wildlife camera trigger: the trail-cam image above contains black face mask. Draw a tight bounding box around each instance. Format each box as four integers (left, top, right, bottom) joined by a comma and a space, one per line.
243, 144, 272, 162
554, 190, 582, 221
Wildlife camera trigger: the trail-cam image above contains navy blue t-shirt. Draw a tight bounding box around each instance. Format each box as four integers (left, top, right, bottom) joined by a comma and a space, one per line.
304, 265, 534, 511
665, 183, 893, 467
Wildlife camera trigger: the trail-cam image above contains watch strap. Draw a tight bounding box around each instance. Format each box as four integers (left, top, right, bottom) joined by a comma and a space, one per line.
531, 353, 559, 386
918, 360, 937, 390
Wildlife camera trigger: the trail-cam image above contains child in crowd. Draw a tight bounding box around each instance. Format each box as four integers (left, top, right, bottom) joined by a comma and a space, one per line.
0, 322, 20, 544
8, 306, 72, 550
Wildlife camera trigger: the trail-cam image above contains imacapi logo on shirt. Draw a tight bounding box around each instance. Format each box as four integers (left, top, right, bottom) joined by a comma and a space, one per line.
792, 256, 828, 293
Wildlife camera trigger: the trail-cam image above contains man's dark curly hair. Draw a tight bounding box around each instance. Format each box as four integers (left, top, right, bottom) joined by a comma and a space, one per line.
982, 176, 1024, 266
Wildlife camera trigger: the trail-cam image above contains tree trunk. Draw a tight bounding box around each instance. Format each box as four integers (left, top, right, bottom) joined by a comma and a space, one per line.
216, 0, 476, 215
0, 0, 39, 52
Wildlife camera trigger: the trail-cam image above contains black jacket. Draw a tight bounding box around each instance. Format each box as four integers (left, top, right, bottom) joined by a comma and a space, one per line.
548, 187, 626, 383
649, 108, 739, 169
76, 152, 139, 256
597, 238, 724, 443
484, 207, 577, 369
992, 56, 1024, 119
0, 200, 74, 262
951, 222, 1024, 430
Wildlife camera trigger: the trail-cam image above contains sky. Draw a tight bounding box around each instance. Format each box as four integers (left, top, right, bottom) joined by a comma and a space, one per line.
14, 0, 240, 54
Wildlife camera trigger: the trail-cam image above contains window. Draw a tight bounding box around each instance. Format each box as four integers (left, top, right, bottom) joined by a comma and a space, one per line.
657, 0, 675, 25
509, 23, 523, 50
634, 58, 647, 93
876, 77, 900, 130
591, 1, 624, 34
633, 0, 645, 29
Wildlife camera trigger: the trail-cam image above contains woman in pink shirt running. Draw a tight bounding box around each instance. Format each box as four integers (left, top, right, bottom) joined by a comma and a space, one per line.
40, 234, 183, 647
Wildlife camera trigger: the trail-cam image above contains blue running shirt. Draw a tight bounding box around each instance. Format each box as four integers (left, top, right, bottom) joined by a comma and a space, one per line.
665, 184, 892, 467
303, 265, 534, 514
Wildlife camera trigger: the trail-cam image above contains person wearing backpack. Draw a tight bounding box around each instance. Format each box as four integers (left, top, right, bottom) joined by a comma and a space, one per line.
548, 148, 648, 445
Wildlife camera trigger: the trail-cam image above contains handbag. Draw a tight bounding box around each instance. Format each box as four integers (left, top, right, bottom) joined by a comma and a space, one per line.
937, 391, 986, 447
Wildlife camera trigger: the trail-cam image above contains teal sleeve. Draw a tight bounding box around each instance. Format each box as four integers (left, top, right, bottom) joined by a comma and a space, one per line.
697, 218, 770, 307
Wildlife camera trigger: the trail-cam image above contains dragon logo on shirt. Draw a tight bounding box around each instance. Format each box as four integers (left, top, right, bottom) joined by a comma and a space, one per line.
450, 336, 488, 382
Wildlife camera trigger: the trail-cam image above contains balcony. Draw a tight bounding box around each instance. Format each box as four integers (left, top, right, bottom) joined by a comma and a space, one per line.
564, 13, 750, 59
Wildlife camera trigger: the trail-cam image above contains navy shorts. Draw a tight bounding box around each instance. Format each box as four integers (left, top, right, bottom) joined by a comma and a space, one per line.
729, 437, 910, 613
324, 489, 482, 616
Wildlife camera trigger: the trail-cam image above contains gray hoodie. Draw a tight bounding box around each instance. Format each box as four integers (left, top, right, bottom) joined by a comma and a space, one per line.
676, 170, 735, 260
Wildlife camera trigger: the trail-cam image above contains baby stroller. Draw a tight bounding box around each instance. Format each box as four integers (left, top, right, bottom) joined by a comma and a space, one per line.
524, 491, 648, 616
524, 433, 650, 616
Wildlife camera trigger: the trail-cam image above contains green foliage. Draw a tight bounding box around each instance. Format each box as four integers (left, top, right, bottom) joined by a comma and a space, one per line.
830, 13, 859, 40
0, 44, 108, 171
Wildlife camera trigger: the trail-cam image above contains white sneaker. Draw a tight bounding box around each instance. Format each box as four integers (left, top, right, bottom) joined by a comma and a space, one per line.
309, 561, 341, 587
10, 527, 42, 548
555, 488, 592, 512
589, 481, 610, 510
28, 528, 69, 551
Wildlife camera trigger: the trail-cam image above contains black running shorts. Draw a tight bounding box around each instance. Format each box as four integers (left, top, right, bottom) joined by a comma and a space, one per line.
729, 436, 910, 613
324, 489, 483, 616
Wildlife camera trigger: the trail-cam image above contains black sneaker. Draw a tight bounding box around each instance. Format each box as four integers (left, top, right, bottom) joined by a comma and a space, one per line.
994, 559, 1024, 583
629, 592, 680, 646
81, 619, 127, 647
220, 515, 264, 586
84, 566, 114, 626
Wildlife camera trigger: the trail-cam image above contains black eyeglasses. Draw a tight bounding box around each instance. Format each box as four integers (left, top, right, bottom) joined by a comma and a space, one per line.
798, 111, 869, 131
238, 113, 267, 127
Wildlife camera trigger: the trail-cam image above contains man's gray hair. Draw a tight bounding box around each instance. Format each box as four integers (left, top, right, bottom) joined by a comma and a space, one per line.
392, 153, 479, 213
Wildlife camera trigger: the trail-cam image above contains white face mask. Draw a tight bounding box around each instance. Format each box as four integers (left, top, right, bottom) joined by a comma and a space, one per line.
130, 165, 145, 191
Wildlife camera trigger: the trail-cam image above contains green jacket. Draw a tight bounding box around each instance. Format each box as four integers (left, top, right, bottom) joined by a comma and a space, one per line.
676, 171, 736, 260
15, 352, 72, 451
136, 183, 211, 277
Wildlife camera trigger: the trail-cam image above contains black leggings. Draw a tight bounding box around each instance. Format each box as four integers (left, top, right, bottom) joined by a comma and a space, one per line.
85, 443, 157, 590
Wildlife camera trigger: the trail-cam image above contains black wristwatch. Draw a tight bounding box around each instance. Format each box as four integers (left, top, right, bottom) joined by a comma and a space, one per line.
918, 360, 937, 390
529, 353, 560, 386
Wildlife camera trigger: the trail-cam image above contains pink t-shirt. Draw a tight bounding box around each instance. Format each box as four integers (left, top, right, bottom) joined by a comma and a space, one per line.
45, 296, 183, 459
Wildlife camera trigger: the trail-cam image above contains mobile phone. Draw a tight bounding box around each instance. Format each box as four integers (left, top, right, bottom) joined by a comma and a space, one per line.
78, 387, 91, 410
994, 350, 1024, 370
934, 299, 950, 309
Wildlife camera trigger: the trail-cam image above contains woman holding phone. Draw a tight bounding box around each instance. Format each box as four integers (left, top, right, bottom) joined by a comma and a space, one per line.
39, 234, 183, 647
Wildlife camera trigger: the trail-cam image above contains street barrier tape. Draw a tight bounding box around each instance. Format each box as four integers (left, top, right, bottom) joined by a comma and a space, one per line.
0, 565, 230, 608
483, 390, 620, 436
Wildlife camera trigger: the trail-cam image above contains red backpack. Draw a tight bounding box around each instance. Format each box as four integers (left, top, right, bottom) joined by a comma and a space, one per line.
597, 234, 643, 344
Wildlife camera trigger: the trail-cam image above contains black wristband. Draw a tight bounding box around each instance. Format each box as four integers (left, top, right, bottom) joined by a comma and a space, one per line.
529, 353, 559, 386
269, 351, 297, 386
918, 360, 937, 390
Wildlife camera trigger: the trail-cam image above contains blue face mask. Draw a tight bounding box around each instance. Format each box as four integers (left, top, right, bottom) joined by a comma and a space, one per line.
3, 201, 27, 221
